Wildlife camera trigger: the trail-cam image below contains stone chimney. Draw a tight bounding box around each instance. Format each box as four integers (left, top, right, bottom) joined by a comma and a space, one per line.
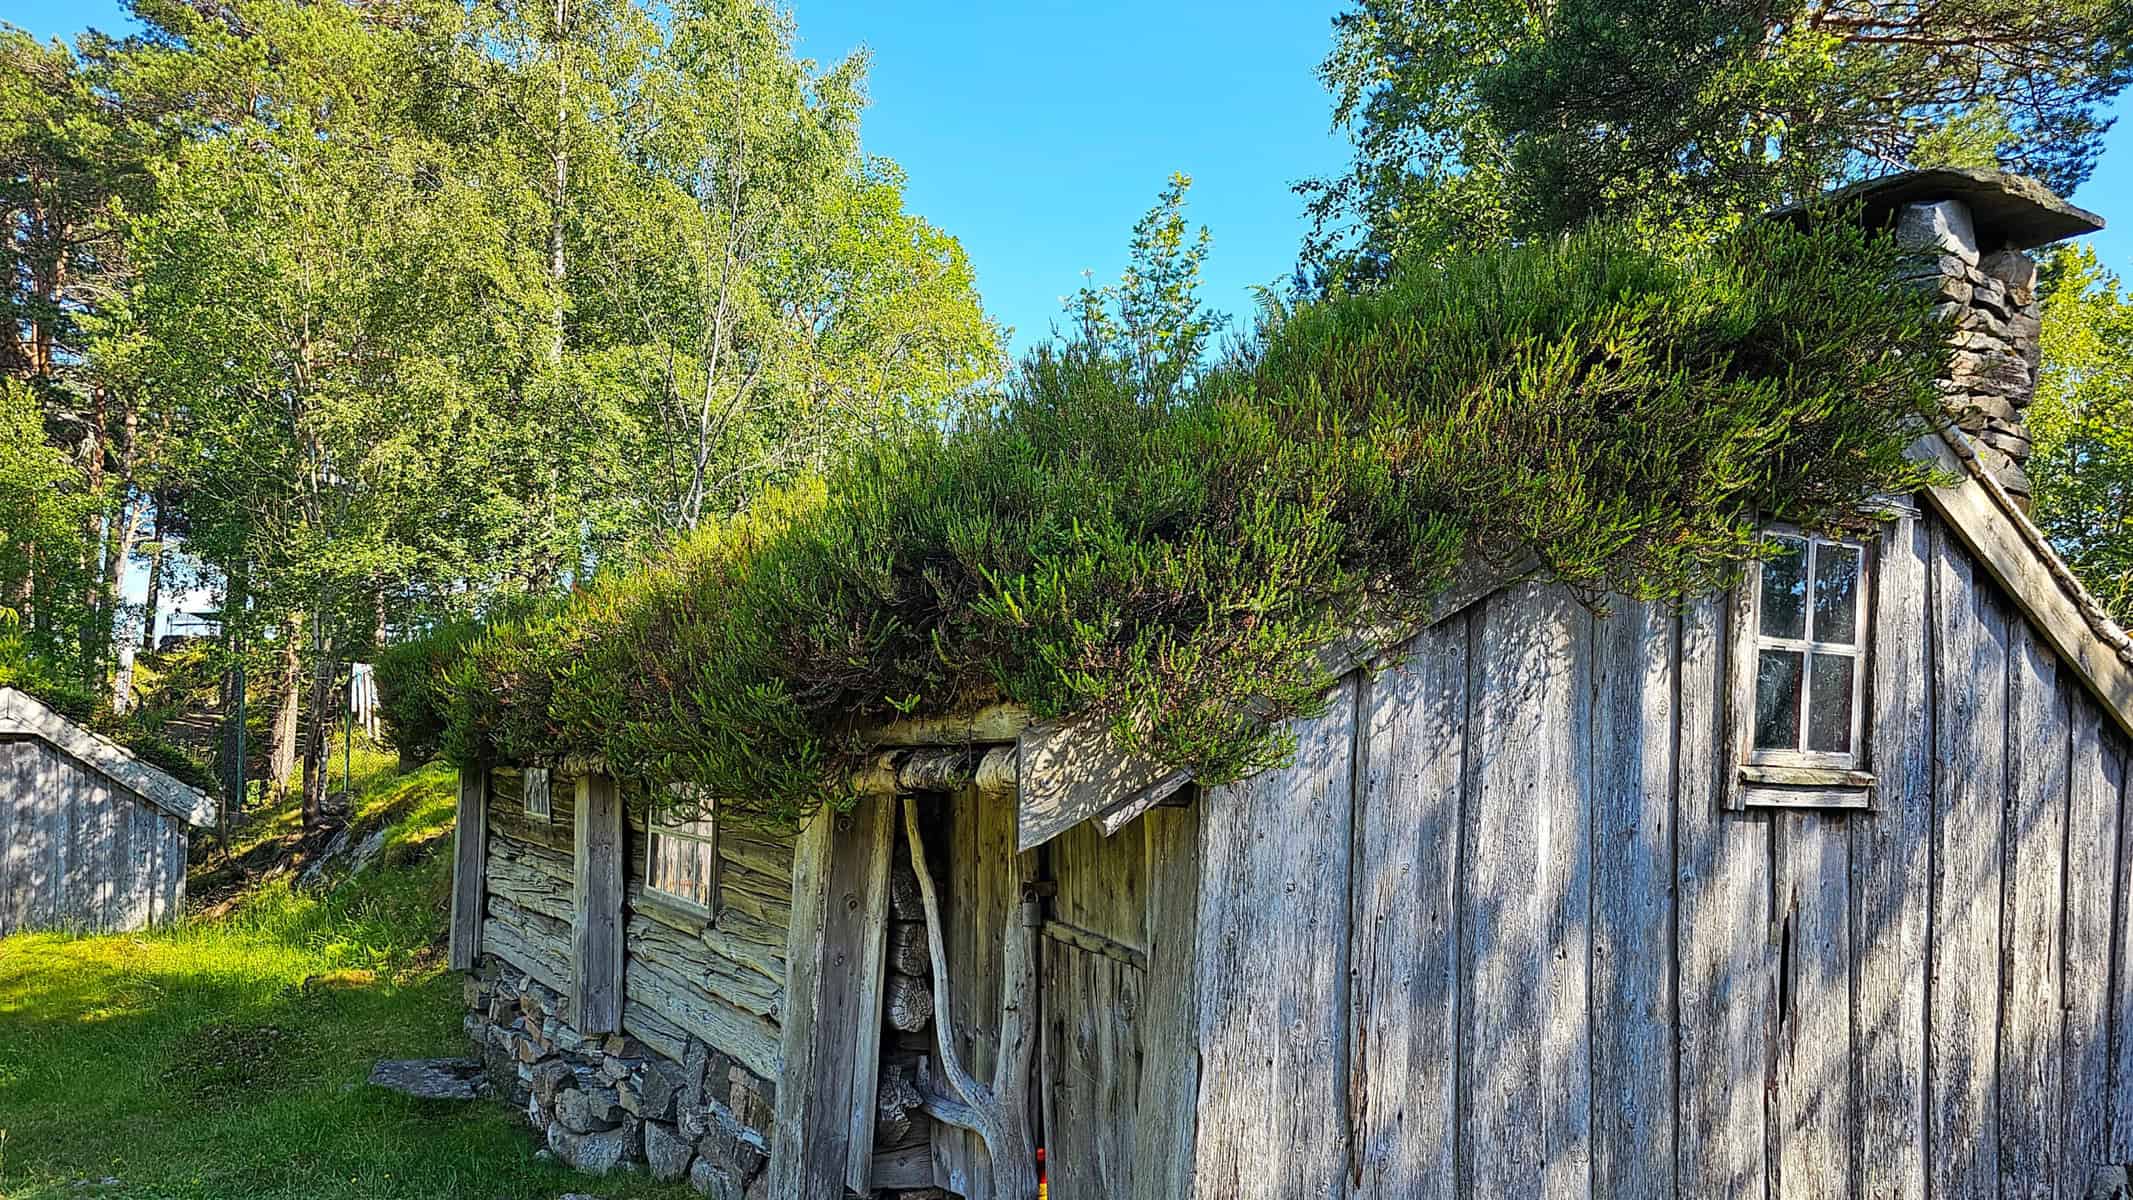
1784, 168, 2105, 510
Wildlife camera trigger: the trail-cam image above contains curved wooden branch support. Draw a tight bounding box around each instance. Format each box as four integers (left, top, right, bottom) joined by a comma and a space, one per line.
901, 796, 1041, 1200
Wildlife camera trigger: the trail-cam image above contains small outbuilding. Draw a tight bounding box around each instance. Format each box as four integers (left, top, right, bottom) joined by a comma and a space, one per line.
449, 169, 2133, 1199
0, 685, 215, 934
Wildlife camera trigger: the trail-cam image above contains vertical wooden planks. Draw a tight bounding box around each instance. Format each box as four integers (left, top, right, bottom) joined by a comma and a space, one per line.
1461, 583, 1590, 1200
24, 742, 53, 930
449, 768, 488, 971
931, 788, 1027, 1197
144, 809, 166, 927
1589, 600, 1677, 1200
134, 800, 156, 927
843, 795, 896, 1193
1041, 816, 1150, 1197
772, 796, 892, 1197
1676, 595, 1772, 1200
1041, 926, 1143, 1198
571, 772, 625, 1033
85, 774, 112, 928
1929, 524, 2007, 1200
1348, 616, 1466, 1200
106, 776, 133, 931
770, 802, 837, 1199
2112, 712, 2133, 1164
2003, 624, 2068, 1200
2064, 704, 2121, 1178
1133, 801, 1201, 1200
1543, 591, 1594, 1200
1855, 511, 1931, 1200
57, 756, 82, 924
0, 741, 16, 934
1771, 812, 1854, 1200
1192, 675, 1357, 1200
170, 820, 186, 922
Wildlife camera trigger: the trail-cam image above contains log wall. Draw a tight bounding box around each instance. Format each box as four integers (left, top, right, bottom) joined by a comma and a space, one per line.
1189, 509, 2133, 1199
478, 771, 795, 1082
0, 736, 187, 934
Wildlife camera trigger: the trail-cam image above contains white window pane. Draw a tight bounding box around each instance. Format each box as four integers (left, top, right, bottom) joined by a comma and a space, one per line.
1812, 543, 1861, 646
1808, 653, 1856, 754
1760, 536, 1807, 638
1755, 649, 1803, 750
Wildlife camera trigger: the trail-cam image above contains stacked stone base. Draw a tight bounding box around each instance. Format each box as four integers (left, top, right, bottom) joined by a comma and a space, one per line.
464, 959, 774, 1199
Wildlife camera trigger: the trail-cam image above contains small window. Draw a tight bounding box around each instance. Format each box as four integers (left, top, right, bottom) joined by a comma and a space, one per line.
1749, 531, 1866, 766
645, 791, 718, 914
1727, 517, 1891, 812
524, 768, 552, 822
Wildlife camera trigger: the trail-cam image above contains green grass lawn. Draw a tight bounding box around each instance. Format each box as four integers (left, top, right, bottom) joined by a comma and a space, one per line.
0, 759, 691, 1200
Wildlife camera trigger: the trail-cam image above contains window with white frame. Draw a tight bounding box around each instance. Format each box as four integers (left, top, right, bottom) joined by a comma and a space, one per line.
1748, 529, 1867, 767
645, 793, 718, 914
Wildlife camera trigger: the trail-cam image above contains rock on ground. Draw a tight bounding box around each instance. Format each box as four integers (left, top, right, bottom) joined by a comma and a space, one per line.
366, 1058, 486, 1101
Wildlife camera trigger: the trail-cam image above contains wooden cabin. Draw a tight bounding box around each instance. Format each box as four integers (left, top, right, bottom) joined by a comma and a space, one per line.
0, 686, 214, 934
450, 170, 2133, 1199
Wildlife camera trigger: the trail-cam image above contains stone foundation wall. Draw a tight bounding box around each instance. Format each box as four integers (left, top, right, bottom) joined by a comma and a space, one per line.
465, 958, 775, 1199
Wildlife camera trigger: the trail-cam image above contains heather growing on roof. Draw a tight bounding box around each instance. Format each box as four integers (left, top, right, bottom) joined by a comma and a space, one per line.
412, 218, 1946, 823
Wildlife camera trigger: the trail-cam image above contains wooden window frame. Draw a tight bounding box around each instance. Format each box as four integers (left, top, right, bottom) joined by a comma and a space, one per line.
643, 786, 719, 917
1725, 508, 1912, 812
1747, 525, 1869, 771
523, 767, 552, 823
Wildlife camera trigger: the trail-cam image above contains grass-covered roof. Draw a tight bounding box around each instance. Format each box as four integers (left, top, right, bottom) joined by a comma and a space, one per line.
389, 218, 1947, 823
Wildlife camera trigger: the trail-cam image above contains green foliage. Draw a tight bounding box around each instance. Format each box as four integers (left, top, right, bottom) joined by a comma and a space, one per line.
372, 618, 485, 764
1069, 174, 1228, 403
1304, 0, 2133, 266
409, 215, 1946, 825
2, 0, 1002, 755
0, 380, 99, 676
2030, 245, 2133, 620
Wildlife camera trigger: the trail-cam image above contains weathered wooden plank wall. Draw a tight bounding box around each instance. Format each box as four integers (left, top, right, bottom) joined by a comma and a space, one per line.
1041, 817, 1151, 1200
0, 737, 186, 935
476, 772, 797, 1079
1185, 509, 2133, 1199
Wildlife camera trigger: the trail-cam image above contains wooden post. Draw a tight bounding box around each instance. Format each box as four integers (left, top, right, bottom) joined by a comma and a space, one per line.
766, 794, 894, 1199
1132, 802, 1201, 1200
571, 772, 624, 1033
448, 767, 488, 972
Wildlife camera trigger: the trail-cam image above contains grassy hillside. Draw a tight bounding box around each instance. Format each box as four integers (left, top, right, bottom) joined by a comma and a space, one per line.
0, 755, 689, 1200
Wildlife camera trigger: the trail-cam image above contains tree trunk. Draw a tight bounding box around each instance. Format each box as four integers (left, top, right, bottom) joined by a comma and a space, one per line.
139, 499, 167, 652
548, 0, 570, 368
269, 627, 303, 795
300, 649, 343, 831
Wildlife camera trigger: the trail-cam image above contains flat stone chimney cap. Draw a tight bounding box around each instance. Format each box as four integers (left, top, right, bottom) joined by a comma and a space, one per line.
1772, 167, 2104, 251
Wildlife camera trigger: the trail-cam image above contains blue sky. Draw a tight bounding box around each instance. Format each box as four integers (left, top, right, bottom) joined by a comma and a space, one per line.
6, 0, 2132, 353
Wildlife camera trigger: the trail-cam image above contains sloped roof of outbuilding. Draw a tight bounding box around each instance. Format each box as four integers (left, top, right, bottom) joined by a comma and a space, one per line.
999, 419, 2133, 852
0, 686, 217, 828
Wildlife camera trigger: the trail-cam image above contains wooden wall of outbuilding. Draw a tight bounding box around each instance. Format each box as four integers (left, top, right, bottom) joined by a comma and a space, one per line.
475, 770, 792, 1080
1189, 510, 2133, 1199
0, 737, 188, 935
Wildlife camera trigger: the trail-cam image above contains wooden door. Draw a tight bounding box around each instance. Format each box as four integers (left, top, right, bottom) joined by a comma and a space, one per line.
1039, 819, 1152, 1199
